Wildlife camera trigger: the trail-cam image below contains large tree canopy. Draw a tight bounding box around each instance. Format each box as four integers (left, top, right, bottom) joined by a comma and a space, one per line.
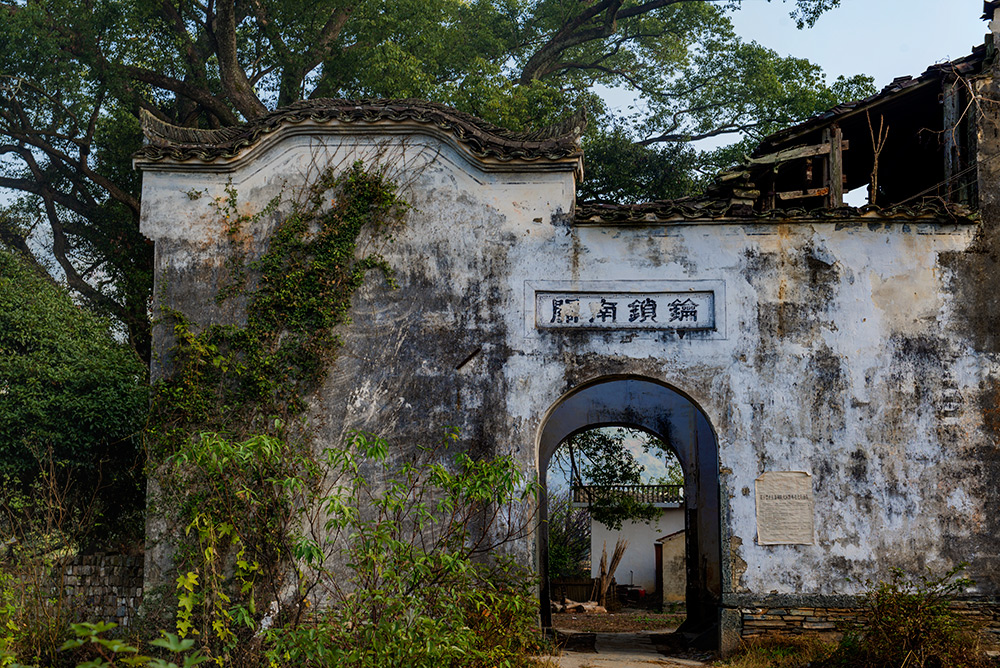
0, 0, 870, 358
0, 249, 147, 544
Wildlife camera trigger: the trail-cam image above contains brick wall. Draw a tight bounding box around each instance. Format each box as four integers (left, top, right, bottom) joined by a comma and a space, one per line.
59, 552, 144, 627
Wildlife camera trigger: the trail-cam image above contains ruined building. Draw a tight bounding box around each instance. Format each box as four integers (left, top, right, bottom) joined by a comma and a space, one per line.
136, 7, 1000, 651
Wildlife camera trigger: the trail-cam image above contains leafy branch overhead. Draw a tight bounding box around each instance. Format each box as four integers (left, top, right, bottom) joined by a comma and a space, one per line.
0, 0, 866, 357
551, 427, 684, 530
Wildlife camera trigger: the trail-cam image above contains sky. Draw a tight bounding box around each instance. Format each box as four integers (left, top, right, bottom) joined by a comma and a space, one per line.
729, 0, 989, 90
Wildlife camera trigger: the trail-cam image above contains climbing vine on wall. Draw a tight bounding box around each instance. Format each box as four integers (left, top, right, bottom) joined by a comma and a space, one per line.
149, 161, 408, 452
143, 160, 409, 651
141, 159, 544, 668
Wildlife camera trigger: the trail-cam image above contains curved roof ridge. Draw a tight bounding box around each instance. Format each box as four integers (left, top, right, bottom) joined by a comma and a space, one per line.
136, 99, 585, 165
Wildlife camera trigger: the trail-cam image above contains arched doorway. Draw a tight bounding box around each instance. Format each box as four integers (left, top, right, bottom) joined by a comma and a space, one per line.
537, 376, 721, 644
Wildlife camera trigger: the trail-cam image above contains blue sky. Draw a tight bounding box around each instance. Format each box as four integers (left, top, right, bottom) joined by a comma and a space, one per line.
730, 0, 988, 89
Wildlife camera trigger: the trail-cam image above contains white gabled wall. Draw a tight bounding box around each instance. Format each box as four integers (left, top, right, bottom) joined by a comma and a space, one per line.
590, 508, 684, 593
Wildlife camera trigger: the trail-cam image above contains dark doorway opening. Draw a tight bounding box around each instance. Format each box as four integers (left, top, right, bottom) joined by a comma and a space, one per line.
537, 376, 721, 647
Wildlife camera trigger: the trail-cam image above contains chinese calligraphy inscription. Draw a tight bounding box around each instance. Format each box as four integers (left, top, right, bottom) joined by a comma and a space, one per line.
537, 291, 714, 330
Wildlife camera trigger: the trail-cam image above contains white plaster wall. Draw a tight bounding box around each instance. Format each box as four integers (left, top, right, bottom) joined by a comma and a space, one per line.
590, 508, 685, 592
503, 219, 985, 596
141, 125, 998, 602
138, 130, 580, 588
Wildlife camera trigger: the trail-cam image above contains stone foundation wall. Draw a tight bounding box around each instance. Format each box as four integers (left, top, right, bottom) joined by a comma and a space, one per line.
740, 606, 861, 640
959, 601, 1000, 649
60, 552, 144, 627
737, 601, 1000, 650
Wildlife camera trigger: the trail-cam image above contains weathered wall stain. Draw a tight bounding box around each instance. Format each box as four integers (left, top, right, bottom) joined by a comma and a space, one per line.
730, 536, 748, 593
138, 99, 1000, 636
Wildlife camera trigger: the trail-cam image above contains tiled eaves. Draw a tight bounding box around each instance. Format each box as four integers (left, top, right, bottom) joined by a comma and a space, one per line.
134, 99, 585, 170
574, 200, 979, 226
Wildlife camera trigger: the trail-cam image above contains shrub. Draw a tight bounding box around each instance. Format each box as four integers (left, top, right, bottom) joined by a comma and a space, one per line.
159, 429, 548, 667
824, 564, 985, 668
0, 467, 132, 667
0, 249, 147, 549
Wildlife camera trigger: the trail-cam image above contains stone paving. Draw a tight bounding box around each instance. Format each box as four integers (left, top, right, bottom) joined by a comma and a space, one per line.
543, 632, 712, 668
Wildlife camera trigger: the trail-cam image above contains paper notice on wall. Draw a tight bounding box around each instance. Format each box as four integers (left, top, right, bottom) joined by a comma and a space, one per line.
755, 471, 814, 545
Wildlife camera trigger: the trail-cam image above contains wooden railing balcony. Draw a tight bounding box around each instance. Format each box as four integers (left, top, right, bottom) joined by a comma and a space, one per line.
571, 484, 683, 506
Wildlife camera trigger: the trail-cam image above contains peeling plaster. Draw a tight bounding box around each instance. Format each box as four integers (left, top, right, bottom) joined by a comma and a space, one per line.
140, 126, 998, 607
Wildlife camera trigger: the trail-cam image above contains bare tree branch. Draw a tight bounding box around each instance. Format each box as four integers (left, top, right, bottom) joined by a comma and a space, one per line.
519, 0, 730, 83
211, 0, 269, 119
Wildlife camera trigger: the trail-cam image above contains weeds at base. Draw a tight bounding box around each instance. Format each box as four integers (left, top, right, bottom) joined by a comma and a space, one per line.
714, 636, 837, 668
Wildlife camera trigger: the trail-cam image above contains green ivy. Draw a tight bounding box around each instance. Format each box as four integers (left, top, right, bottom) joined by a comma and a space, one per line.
149, 161, 407, 451
140, 161, 409, 662
140, 162, 546, 668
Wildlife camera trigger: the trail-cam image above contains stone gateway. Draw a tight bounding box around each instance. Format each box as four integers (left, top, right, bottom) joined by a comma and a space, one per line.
137, 18, 1000, 651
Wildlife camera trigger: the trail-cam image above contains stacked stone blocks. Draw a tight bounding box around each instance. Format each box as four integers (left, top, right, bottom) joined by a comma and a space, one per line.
58, 553, 144, 628
740, 603, 1000, 650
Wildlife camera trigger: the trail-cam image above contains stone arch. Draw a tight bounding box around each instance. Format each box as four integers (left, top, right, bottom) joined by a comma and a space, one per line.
537, 375, 721, 643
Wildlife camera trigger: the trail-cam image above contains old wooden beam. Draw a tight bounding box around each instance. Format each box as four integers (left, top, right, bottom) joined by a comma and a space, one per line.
776, 187, 830, 201
943, 81, 966, 204
826, 125, 844, 207
943, 83, 959, 188
749, 140, 850, 166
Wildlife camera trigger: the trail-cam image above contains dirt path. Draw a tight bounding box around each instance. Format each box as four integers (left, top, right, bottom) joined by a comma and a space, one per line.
544, 631, 713, 668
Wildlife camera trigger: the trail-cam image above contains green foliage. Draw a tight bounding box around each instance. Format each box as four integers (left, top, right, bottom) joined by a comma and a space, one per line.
163, 431, 317, 657
0, 469, 101, 667
0, 249, 147, 546
154, 429, 545, 667
824, 564, 986, 668
579, 127, 697, 203
552, 427, 683, 530
0, 561, 70, 668
0, 0, 866, 359
547, 490, 590, 579
5, 424, 547, 667
262, 430, 546, 668
60, 623, 210, 668
0, 541, 110, 667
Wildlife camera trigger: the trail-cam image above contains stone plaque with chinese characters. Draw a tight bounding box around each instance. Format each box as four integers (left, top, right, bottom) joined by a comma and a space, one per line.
755, 471, 815, 545
535, 291, 715, 330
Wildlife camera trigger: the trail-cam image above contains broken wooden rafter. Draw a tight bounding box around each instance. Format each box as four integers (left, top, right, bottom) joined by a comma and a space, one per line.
825, 126, 844, 207
777, 187, 830, 201
749, 139, 850, 166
